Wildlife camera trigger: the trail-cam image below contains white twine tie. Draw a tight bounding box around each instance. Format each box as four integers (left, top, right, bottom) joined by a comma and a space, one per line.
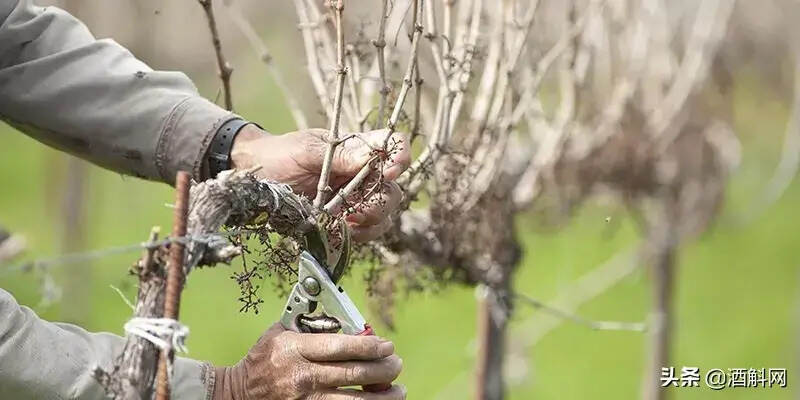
123, 317, 190, 384
124, 317, 190, 354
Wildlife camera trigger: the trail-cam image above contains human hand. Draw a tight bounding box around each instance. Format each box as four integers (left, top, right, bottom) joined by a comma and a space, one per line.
230, 127, 410, 242
212, 323, 405, 400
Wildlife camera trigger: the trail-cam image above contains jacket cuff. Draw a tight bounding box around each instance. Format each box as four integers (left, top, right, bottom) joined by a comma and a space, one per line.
155, 96, 240, 185
172, 358, 216, 400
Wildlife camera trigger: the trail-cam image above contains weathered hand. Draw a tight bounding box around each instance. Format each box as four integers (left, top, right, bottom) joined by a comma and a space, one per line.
230, 126, 410, 242
212, 323, 405, 400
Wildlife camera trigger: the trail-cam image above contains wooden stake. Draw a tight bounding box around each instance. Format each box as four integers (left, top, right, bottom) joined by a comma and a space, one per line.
475, 284, 508, 400
155, 171, 191, 400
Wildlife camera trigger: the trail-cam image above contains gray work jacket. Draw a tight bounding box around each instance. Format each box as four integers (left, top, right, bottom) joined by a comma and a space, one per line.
0, 289, 214, 399
1, 0, 239, 398
0, 0, 238, 184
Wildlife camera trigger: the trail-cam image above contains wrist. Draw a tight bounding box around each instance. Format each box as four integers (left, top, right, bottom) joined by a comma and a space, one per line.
212, 364, 247, 400
211, 366, 227, 400
206, 118, 260, 179
229, 124, 269, 171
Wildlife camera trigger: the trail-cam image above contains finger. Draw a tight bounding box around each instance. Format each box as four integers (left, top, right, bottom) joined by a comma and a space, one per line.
312, 385, 407, 400
334, 130, 410, 181
371, 130, 410, 182
296, 333, 395, 362
349, 217, 392, 243
345, 182, 403, 227
310, 355, 402, 388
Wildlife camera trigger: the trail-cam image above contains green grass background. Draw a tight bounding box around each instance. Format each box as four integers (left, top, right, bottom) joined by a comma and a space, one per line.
1, 59, 798, 399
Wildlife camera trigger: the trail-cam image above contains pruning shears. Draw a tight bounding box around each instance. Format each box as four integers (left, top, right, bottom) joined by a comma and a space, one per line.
280, 217, 392, 392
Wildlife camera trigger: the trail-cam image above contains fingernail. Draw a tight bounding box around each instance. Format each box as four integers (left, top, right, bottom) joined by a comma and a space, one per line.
346, 213, 366, 224
383, 165, 402, 181
378, 341, 395, 357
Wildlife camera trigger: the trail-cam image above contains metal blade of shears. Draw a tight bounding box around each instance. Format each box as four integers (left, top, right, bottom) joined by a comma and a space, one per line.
303, 215, 351, 283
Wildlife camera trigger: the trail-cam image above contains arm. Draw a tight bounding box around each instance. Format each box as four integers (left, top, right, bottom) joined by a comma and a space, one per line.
0, 288, 211, 399
0, 2, 409, 398
0, 288, 406, 400
0, 0, 411, 232
0, 0, 234, 184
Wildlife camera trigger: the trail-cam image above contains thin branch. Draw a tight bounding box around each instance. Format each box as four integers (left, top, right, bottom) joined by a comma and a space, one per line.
469, 1, 503, 125
446, 0, 482, 131
398, 94, 446, 192
511, 98, 566, 209
346, 45, 364, 130
407, 0, 451, 178
223, 0, 308, 129
304, 0, 338, 66
509, 2, 590, 126
387, 25, 423, 130
374, 0, 391, 128
305, 0, 359, 132
314, 0, 349, 209
409, 0, 424, 147
323, 0, 424, 214
443, 0, 455, 58
294, 0, 334, 120
450, 0, 471, 53
199, 0, 234, 111
508, 0, 599, 208
483, 0, 518, 130
325, 155, 379, 213
411, 62, 423, 145
399, 0, 477, 191
424, 0, 449, 87
483, 0, 545, 129
109, 284, 136, 311
401, 0, 483, 191
650, 0, 735, 147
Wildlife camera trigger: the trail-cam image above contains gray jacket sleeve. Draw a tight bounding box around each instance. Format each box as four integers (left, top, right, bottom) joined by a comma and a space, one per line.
0, 288, 215, 399
0, 0, 238, 184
